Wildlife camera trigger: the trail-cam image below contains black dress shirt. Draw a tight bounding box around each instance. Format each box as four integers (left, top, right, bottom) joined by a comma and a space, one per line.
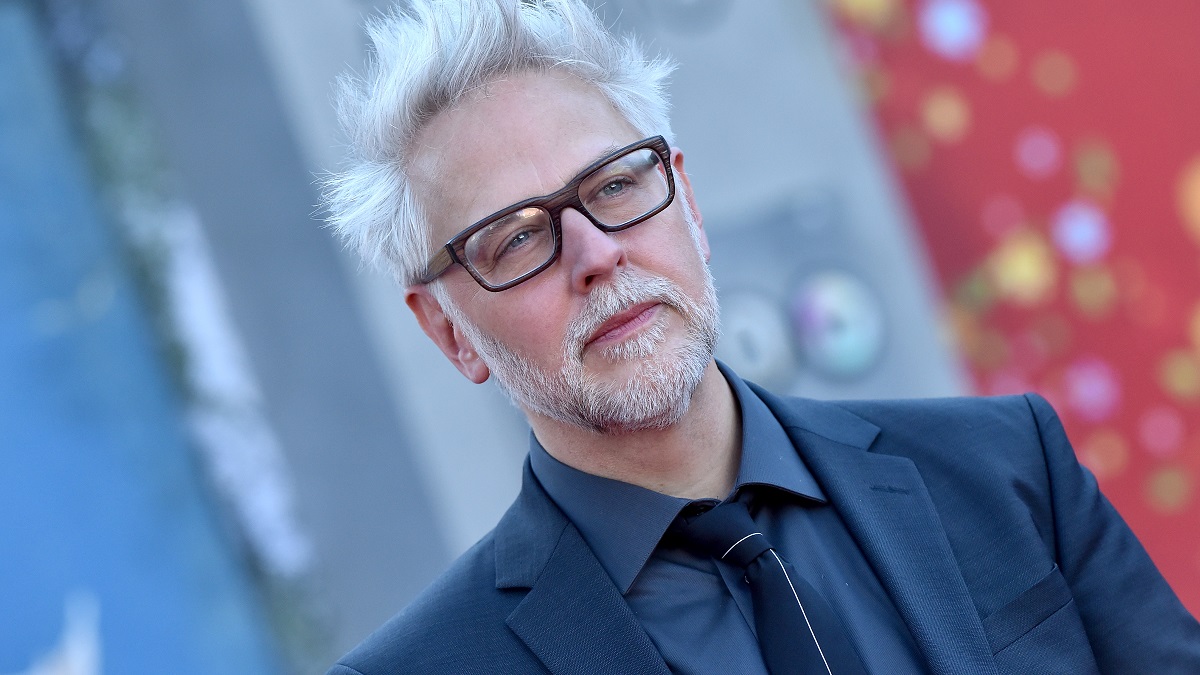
529, 366, 928, 674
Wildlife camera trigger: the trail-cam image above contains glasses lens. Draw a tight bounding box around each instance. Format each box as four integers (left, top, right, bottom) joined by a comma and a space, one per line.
579, 148, 670, 228
463, 206, 556, 286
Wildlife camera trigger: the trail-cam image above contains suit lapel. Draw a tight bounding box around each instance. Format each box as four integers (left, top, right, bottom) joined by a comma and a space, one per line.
496, 461, 670, 675
753, 386, 997, 675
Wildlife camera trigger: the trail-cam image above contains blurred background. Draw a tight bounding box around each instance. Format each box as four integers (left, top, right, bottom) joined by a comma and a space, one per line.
2, 0, 1197, 671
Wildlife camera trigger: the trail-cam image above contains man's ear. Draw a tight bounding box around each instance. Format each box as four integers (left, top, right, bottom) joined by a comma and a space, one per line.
405, 285, 491, 384
670, 147, 709, 262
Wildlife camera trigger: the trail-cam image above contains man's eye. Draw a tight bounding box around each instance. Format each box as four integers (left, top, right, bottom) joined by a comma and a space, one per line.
598, 177, 632, 197
492, 226, 542, 264
502, 229, 533, 253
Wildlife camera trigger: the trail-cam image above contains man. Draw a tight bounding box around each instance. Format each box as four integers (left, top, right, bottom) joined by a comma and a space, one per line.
322, 1, 1200, 673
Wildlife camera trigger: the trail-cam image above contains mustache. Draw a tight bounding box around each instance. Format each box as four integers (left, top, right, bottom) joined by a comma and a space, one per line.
565, 270, 689, 358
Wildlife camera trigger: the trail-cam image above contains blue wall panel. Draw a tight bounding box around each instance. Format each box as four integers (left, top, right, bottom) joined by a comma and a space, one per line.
0, 2, 281, 672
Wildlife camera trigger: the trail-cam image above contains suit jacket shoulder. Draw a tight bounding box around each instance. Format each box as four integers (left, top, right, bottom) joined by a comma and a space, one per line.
327, 532, 527, 675
754, 387, 1200, 673
328, 473, 572, 675
819, 393, 1062, 585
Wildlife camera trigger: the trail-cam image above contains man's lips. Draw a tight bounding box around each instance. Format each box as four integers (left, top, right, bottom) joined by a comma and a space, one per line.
585, 302, 661, 348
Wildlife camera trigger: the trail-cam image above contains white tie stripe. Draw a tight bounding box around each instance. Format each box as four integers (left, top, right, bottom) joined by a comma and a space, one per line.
721, 532, 764, 560
769, 549, 834, 675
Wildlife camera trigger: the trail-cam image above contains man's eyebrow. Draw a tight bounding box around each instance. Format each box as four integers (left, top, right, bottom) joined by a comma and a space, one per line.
571, 143, 623, 177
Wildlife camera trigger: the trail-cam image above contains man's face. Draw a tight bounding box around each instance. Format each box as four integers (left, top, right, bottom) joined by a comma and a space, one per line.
407, 72, 719, 433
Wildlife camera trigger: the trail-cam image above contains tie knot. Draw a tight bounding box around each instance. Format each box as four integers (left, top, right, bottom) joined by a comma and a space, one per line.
672, 500, 774, 569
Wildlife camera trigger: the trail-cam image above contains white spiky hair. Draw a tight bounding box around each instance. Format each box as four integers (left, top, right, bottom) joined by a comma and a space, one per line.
322, 0, 677, 286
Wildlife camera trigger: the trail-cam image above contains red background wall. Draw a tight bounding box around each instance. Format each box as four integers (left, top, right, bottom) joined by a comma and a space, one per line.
833, 0, 1200, 614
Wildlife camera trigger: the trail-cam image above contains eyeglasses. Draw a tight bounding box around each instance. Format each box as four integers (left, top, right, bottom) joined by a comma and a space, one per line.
416, 135, 675, 291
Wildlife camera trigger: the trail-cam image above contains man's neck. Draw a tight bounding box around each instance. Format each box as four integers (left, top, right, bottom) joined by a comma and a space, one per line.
526, 361, 741, 500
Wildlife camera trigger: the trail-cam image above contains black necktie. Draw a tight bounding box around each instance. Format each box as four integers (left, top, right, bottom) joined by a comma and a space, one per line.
673, 499, 869, 675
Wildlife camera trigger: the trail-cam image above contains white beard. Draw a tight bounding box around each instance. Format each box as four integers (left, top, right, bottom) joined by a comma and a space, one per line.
441, 237, 721, 434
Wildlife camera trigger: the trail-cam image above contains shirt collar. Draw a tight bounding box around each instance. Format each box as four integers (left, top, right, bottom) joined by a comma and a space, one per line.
528, 363, 826, 594
725, 363, 827, 503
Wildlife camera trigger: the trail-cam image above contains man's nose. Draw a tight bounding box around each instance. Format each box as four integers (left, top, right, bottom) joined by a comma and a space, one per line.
560, 206, 624, 294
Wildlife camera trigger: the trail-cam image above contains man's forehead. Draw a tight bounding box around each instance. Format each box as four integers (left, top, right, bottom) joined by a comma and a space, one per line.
411, 132, 625, 195
408, 72, 641, 237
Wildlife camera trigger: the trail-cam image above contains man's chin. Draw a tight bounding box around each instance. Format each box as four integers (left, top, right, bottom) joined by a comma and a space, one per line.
580, 352, 711, 432
525, 393, 693, 436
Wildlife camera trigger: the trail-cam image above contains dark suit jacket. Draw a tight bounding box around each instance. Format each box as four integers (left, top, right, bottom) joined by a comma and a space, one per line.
329, 388, 1200, 674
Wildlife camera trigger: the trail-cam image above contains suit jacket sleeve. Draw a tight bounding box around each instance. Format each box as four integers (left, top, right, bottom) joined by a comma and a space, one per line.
1025, 393, 1200, 671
